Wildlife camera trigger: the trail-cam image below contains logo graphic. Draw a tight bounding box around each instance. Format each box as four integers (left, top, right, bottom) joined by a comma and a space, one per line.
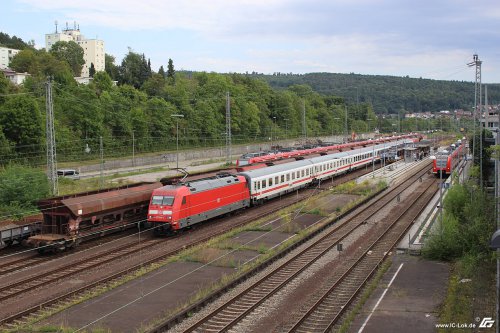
479, 317, 495, 328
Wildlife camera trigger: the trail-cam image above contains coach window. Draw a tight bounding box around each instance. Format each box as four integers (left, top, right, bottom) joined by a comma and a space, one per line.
262, 179, 267, 188
292, 172, 295, 180
281, 175, 285, 183
301, 170, 305, 177
286, 174, 290, 181
269, 178, 273, 186
275, 176, 279, 184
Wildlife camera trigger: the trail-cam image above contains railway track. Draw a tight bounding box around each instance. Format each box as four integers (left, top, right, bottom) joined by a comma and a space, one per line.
286, 177, 437, 332
167, 161, 434, 333
0, 226, 143, 278
0, 164, 378, 329
0, 237, 167, 303
0, 161, 394, 327
0, 255, 53, 277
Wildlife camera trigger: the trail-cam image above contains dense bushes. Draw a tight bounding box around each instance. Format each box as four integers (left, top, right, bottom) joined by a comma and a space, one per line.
0, 165, 49, 219
423, 178, 495, 269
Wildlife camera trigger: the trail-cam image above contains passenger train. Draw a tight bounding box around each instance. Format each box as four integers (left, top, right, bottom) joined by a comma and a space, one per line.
147, 137, 419, 234
236, 134, 421, 166
432, 139, 465, 177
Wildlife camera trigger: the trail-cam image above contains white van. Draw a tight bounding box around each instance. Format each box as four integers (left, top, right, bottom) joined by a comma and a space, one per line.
57, 169, 80, 180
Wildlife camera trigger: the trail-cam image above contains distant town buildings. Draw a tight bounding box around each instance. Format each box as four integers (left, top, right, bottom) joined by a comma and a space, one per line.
45, 22, 105, 77
0, 46, 20, 69
1, 68, 30, 85
480, 105, 500, 138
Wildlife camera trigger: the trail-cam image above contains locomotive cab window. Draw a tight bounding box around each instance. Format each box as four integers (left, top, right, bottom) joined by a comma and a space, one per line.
152, 195, 175, 206
182, 197, 187, 205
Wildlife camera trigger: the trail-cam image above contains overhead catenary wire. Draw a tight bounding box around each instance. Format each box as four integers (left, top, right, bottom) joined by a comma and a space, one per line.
0, 137, 409, 220
72, 177, 330, 332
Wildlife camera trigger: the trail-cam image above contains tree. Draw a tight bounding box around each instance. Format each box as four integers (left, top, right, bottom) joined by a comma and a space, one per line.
167, 58, 175, 83
49, 41, 85, 76
0, 94, 43, 151
37, 51, 75, 85
141, 73, 165, 96
105, 53, 119, 81
9, 48, 74, 85
0, 32, 30, 50
0, 165, 49, 218
119, 50, 152, 89
158, 65, 165, 78
9, 48, 37, 73
0, 72, 14, 103
91, 71, 113, 96
139, 54, 152, 84
89, 63, 96, 77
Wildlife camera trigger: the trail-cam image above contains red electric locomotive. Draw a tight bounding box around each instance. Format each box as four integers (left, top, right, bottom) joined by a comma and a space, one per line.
432, 140, 464, 177
147, 173, 250, 234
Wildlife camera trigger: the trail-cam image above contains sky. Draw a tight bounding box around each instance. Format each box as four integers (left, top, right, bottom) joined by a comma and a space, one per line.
2, 0, 500, 83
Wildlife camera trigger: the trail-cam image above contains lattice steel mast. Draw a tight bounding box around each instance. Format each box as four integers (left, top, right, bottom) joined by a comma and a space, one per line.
225, 91, 232, 165
45, 77, 58, 195
468, 54, 482, 171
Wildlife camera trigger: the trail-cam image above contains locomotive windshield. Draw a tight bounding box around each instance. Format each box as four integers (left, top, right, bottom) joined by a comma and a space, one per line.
151, 195, 175, 205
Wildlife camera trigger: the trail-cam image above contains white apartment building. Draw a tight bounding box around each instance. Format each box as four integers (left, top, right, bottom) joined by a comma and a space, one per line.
0, 46, 20, 69
45, 23, 105, 77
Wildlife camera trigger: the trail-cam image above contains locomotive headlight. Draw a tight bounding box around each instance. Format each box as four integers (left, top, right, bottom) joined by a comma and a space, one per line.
149, 209, 158, 214
162, 210, 172, 215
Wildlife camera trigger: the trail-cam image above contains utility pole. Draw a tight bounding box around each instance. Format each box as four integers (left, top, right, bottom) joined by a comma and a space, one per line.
132, 130, 135, 167
398, 111, 401, 133
284, 118, 289, 140
99, 136, 104, 189
45, 77, 58, 196
345, 105, 348, 142
468, 54, 482, 170
302, 99, 307, 142
226, 92, 231, 165
482, 85, 488, 189
372, 143, 375, 178
171, 114, 184, 169
272, 116, 276, 150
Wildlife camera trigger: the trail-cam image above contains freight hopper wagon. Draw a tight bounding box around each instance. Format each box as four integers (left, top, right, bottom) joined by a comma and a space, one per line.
26, 182, 160, 253
147, 173, 250, 235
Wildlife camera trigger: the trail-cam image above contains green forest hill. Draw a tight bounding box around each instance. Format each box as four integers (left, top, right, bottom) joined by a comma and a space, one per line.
252, 72, 500, 114
0, 31, 491, 169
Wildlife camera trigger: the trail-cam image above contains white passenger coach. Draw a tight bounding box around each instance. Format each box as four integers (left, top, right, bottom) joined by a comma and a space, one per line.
238, 139, 412, 203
